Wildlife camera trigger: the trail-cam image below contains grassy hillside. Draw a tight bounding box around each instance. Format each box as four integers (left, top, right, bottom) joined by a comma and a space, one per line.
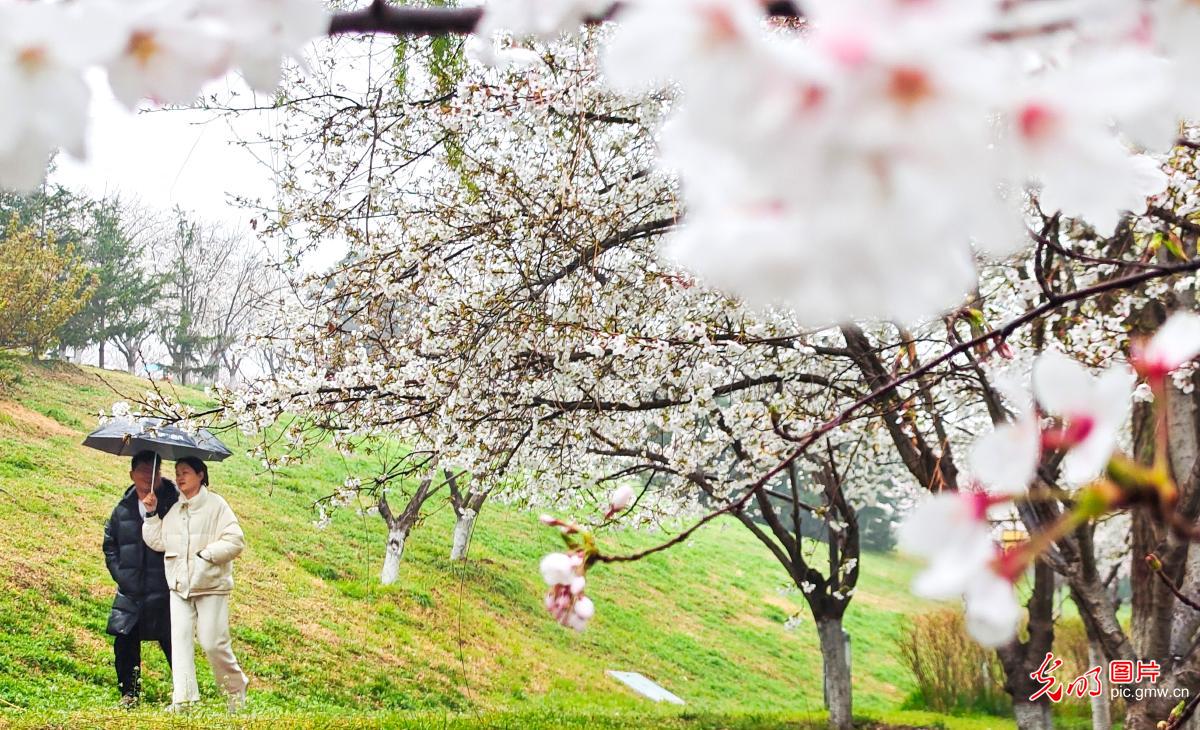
0, 356, 1017, 729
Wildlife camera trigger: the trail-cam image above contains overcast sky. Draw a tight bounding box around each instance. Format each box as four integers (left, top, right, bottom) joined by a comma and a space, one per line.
54, 74, 269, 227
50, 72, 348, 376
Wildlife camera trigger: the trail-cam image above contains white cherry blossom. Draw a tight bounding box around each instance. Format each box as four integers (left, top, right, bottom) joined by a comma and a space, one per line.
104, 4, 231, 108
963, 570, 1021, 647
474, 0, 612, 66
1033, 350, 1134, 486
897, 490, 1022, 646
898, 490, 997, 600
0, 3, 121, 190
1133, 312, 1200, 380
606, 485, 635, 516
199, 0, 328, 91
969, 375, 1040, 495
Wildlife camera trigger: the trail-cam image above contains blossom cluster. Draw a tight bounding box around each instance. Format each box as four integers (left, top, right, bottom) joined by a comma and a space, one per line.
899, 312, 1200, 646
472, 0, 1200, 324
540, 551, 594, 630
7, 0, 1199, 329
535, 487, 633, 630
0, 0, 326, 190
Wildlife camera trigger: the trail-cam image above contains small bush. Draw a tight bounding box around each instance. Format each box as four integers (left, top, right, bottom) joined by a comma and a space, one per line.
897, 608, 1010, 715
0, 353, 23, 393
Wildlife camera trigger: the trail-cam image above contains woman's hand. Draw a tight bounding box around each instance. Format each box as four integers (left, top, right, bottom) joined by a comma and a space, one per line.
141, 488, 158, 514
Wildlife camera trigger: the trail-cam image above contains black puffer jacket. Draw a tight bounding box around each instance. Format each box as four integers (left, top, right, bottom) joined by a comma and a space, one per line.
102, 479, 178, 638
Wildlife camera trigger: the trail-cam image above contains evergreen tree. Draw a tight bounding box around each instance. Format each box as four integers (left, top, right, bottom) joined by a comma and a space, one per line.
0, 219, 95, 358
59, 199, 162, 371
159, 211, 217, 385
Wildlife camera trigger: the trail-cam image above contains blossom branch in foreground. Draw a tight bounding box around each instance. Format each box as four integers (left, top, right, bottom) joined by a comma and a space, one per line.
592, 255, 1200, 566
1165, 691, 1200, 730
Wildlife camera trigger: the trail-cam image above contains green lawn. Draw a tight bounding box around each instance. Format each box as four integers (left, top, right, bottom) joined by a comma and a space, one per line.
0, 356, 1024, 729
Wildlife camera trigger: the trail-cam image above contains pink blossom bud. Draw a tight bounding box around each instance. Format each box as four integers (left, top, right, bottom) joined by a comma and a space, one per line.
1041, 416, 1095, 451
609, 485, 635, 513
570, 575, 586, 595
540, 553, 575, 586
574, 596, 595, 621
1132, 312, 1200, 382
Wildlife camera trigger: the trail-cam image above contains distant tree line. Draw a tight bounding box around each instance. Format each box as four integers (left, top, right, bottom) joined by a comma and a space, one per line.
0, 185, 280, 386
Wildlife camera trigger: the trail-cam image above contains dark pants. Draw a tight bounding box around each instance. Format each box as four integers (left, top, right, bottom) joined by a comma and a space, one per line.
114, 631, 172, 697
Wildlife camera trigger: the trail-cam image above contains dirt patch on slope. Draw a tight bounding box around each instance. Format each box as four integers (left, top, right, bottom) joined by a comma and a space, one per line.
0, 401, 75, 437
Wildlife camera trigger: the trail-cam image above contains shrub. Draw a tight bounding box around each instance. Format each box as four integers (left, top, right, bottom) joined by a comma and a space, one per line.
897, 608, 1010, 715
0, 221, 95, 358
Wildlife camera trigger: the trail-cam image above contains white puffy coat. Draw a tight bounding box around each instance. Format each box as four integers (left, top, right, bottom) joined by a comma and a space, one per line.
143, 487, 244, 598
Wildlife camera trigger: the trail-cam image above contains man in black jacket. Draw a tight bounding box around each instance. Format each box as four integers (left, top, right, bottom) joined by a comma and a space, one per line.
102, 450, 179, 707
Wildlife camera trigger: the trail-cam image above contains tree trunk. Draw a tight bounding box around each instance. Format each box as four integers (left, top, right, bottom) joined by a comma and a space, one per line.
816, 616, 852, 730
98, 340, 105, 370
1087, 641, 1110, 730
1124, 704, 1159, 730
121, 344, 136, 373
449, 488, 487, 561
996, 560, 1056, 730
1012, 699, 1053, 730
450, 510, 477, 561
376, 466, 441, 584
380, 524, 409, 585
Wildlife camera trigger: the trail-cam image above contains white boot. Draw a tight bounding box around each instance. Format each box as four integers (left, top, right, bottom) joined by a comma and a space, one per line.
227, 683, 248, 713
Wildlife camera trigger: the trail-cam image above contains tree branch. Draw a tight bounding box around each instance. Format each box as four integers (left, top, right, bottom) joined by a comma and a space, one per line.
598, 255, 1200, 563
327, 0, 803, 37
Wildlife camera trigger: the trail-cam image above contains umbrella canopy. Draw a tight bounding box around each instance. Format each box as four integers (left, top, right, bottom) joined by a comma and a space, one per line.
83, 417, 233, 462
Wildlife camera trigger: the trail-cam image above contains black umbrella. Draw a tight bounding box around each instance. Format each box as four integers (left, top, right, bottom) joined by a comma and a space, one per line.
83, 417, 233, 463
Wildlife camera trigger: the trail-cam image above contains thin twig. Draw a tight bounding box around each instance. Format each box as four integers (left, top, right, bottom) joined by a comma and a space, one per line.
1147, 553, 1200, 613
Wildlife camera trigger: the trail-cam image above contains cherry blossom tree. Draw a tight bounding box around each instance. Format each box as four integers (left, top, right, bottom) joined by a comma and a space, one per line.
35, 0, 1200, 728
186, 35, 940, 727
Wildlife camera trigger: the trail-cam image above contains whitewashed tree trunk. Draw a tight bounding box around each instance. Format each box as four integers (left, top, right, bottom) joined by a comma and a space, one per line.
1087, 641, 1110, 730
445, 471, 486, 562
380, 525, 409, 585
449, 511, 477, 561
376, 466, 440, 585
816, 617, 852, 730
1012, 699, 1053, 730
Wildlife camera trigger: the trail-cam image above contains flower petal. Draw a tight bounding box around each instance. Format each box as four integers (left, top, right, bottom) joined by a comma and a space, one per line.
969, 418, 1039, 495
964, 572, 1021, 647
1033, 350, 1093, 416
1149, 312, 1200, 371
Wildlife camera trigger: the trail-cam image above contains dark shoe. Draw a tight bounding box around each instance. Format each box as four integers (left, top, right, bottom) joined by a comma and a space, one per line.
119, 694, 139, 709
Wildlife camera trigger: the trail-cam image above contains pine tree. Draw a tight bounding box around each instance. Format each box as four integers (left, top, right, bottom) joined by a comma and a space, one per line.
59, 199, 162, 371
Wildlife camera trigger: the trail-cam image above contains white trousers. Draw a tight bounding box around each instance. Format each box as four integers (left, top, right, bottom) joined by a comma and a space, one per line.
169, 591, 248, 704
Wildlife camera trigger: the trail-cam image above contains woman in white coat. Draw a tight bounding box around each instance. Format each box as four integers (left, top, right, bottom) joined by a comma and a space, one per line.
142, 456, 249, 712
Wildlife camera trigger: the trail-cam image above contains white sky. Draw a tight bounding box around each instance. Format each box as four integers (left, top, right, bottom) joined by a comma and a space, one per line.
52, 72, 346, 273
50, 72, 348, 377
55, 74, 270, 232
